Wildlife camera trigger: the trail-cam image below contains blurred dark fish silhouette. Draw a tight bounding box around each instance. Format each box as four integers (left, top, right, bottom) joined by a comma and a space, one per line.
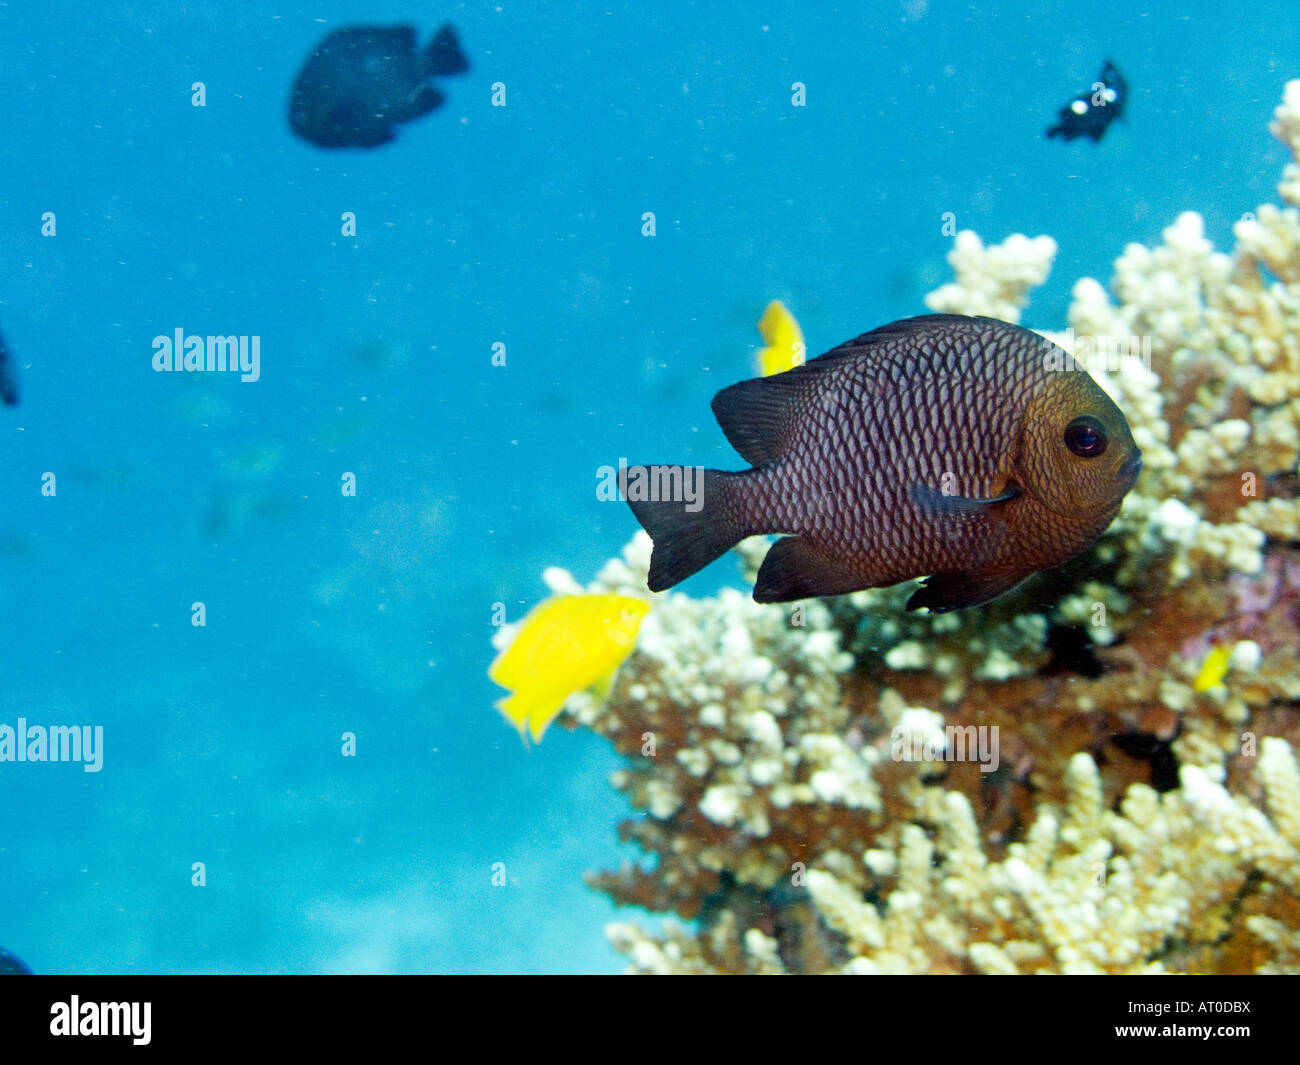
0, 947, 32, 974
0, 322, 19, 406
626, 315, 1142, 612
1047, 60, 1127, 143
289, 23, 470, 148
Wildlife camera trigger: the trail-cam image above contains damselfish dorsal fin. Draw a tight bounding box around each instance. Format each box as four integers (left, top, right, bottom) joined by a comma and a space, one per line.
841, 313, 998, 342
712, 315, 1000, 468
710, 368, 826, 466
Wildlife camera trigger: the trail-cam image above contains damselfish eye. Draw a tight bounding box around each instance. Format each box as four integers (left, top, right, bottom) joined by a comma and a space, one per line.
1064, 415, 1108, 458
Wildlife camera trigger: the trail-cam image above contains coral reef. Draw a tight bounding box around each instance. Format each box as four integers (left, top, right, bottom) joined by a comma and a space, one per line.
924, 230, 1058, 323
528, 83, 1300, 973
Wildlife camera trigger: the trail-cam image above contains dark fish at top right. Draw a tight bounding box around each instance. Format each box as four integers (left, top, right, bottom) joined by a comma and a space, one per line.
1046, 59, 1128, 143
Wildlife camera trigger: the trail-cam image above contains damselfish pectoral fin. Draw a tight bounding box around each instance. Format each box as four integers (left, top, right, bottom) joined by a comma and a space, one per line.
754, 536, 869, 602
909, 481, 1016, 569
906, 568, 1031, 613
908, 481, 1020, 515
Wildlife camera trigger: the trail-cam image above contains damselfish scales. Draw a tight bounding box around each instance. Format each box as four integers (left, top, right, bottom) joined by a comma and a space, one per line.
626, 315, 1142, 612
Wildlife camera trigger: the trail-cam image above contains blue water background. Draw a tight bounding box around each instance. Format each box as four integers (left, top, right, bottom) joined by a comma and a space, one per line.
0, 0, 1293, 972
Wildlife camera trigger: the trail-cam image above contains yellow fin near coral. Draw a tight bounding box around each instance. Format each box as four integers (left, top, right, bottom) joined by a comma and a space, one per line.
755, 300, 806, 377
1192, 644, 1231, 692
488, 594, 649, 743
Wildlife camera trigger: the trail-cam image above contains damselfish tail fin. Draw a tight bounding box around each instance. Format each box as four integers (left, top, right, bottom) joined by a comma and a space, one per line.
425, 23, 470, 77
626, 468, 745, 591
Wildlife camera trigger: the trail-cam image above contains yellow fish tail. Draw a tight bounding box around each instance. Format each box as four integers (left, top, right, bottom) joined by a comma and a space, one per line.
496, 688, 568, 743
756, 300, 806, 377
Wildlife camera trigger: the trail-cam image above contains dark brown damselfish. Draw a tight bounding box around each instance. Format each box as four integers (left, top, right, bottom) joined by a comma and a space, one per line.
626, 314, 1143, 611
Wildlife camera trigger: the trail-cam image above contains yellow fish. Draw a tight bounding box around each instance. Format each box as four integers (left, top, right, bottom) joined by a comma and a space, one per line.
1193, 644, 1231, 692
755, 300, 806, 377
489, 594, 649, 742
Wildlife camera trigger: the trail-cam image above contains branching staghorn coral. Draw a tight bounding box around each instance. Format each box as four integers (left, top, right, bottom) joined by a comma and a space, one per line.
518, 82, 1300, 974
554, 534, 1300, 974
802, 745, 1300, 975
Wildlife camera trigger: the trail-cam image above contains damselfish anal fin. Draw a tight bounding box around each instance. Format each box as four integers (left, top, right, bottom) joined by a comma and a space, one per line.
754, 536, 867, 602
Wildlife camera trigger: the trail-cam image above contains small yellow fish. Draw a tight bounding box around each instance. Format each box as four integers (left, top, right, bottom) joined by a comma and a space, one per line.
489, 594, 649, 742
755, 300, 806, 377
1193, 644, 1231, 692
